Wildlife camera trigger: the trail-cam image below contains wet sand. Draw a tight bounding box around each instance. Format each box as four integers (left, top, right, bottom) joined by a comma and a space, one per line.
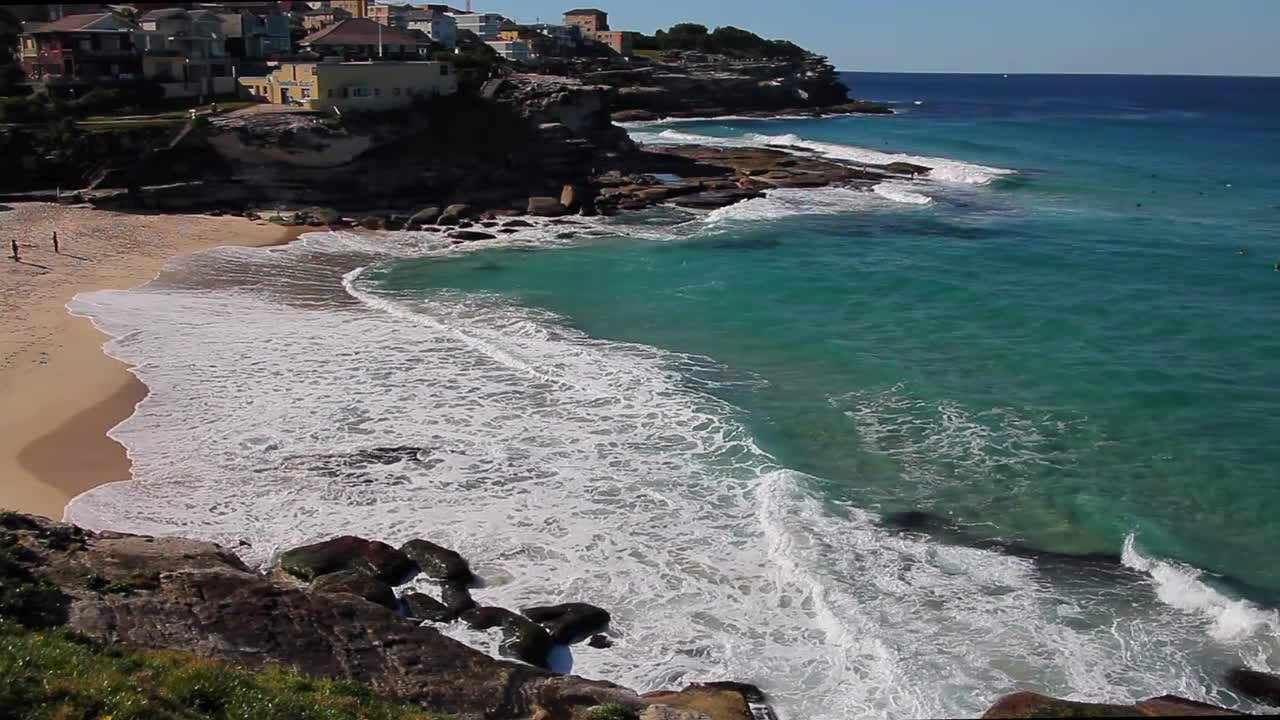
0, 203, 302, 519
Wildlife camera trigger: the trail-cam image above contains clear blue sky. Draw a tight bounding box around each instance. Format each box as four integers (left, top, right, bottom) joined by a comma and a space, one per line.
482, 0, 1280, 76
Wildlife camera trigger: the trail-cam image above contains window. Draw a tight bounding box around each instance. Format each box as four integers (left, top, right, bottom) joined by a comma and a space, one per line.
393, 87, 400, 96
374, 88, 380, 96
301, 87, 311, 99
327, 89, 334, 98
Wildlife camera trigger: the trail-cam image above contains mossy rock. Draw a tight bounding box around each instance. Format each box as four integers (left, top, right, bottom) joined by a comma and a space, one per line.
400, 539, 472, 583
497, 615, 553, 669
278, 535, 412, 585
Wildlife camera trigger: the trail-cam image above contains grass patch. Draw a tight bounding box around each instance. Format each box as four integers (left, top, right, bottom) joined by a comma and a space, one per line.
586, 703, 640, 720
0, 624, 452, 720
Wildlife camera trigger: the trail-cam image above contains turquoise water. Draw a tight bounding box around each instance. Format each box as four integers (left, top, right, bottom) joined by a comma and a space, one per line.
379, 74, 1280, 596
69, 74, 1280, 717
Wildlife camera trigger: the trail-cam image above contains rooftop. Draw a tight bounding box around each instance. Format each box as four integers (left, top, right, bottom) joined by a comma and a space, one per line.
24, 12, 139, 33
299, 17, 422, 46
563, 8, 607, 16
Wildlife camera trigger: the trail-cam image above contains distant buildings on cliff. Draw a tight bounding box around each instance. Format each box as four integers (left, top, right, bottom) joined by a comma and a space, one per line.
13, 2, 637, 111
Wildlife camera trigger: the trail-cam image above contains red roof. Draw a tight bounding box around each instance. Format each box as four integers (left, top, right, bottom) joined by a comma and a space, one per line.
300, 17, 420, 46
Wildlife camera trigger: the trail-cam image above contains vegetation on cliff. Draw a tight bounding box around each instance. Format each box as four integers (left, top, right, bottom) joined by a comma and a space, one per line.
633, 23, 808, 60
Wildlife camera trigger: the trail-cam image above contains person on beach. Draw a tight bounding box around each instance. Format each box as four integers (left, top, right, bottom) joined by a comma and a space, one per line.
53, 232, 59, 255
9, 236, 17, 261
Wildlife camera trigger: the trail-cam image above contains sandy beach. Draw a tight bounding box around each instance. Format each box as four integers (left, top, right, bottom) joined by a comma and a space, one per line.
0, 202, 300, 520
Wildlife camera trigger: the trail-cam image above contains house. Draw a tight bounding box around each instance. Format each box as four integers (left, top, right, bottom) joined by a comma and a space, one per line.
484, 39, 531, 63
406, 11, 457, 50
368, 2, 415, 29
446, 12, 503, 41
298, 17, 424, 59
303, 7, 351, 31
562, 7, 633, 55
526, 23, 581, 54
329, 0, 369, 18
238, 57, 456, 111
133, 8, 236, 97
562, 8, 608, 34
218, 10, 291, 58
18, 12, 143, 87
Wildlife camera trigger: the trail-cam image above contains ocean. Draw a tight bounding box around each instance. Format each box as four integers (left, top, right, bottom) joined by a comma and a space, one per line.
67, 73, 1280, 718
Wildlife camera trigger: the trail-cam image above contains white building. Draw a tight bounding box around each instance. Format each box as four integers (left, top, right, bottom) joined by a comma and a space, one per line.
485, 39, 531, 63
407, 11, 457, 50
447, 12, 503, 41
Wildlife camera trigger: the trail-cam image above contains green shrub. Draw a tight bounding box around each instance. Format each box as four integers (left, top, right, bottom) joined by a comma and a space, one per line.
0, 538, 69, 629
586, 703, 640, 720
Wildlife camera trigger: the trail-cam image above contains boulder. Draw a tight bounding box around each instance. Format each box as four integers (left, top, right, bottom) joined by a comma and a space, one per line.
444, 203, 473, 220
521, 602, 611, 644
300, 206, 340, 226
560, 184, 582, 212
458, 606, 553, 669
407, 207, 441, 228
436, 214, 460, 226
448, 230, 498, 242
643, 682, 769, 720
503, 219, 534, 228
400, 539, 473, 583
527, 196, 569, 217
981, 691, 1241, 718
440, 579, 477, 616
460, 606, 522, 631
403, 592, 453, 623
311, 570, 398, 611
499, 615, 554, 669
278, 535, 412, 584
1226, 668, 1280, 706
358, 215, 385, 230
587, 634, 613, 649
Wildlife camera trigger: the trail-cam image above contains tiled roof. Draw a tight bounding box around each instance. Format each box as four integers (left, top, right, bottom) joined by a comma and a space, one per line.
26, 12, 139, 33
563, 8, 607, 15
299, 17, 421, 46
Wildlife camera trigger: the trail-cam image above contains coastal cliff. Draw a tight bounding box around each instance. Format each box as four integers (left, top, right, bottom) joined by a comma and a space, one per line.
1, 511, 1267, 719
0, 511, 773, 720
583, 52, 890, 122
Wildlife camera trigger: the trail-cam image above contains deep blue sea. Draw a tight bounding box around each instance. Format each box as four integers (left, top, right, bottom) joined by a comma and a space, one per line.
70, 73, 1280, 719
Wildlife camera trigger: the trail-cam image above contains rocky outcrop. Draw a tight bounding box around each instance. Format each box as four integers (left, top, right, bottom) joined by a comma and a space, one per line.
981, 692, 1242, 718
1226, 668, 1280, 706
522, 603, 612, 644
278, 535, 413, 585
311, 569, 398, 610
1, 513, 653, 719
400, 539, 475, 583
581, 52, 888, 121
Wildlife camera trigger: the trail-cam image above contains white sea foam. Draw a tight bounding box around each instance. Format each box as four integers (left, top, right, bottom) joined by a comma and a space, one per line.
872, 182, 934, 205
63, 229, 1278, 718
629, 128, 1014, 186
1121, 535, 1280, 642
703, 186, 903, 225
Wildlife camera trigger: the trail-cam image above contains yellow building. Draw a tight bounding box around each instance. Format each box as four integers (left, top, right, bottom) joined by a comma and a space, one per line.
239, 59, 458, 113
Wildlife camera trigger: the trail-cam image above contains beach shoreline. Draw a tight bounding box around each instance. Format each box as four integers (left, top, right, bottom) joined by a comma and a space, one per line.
0, 203, 301, 520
